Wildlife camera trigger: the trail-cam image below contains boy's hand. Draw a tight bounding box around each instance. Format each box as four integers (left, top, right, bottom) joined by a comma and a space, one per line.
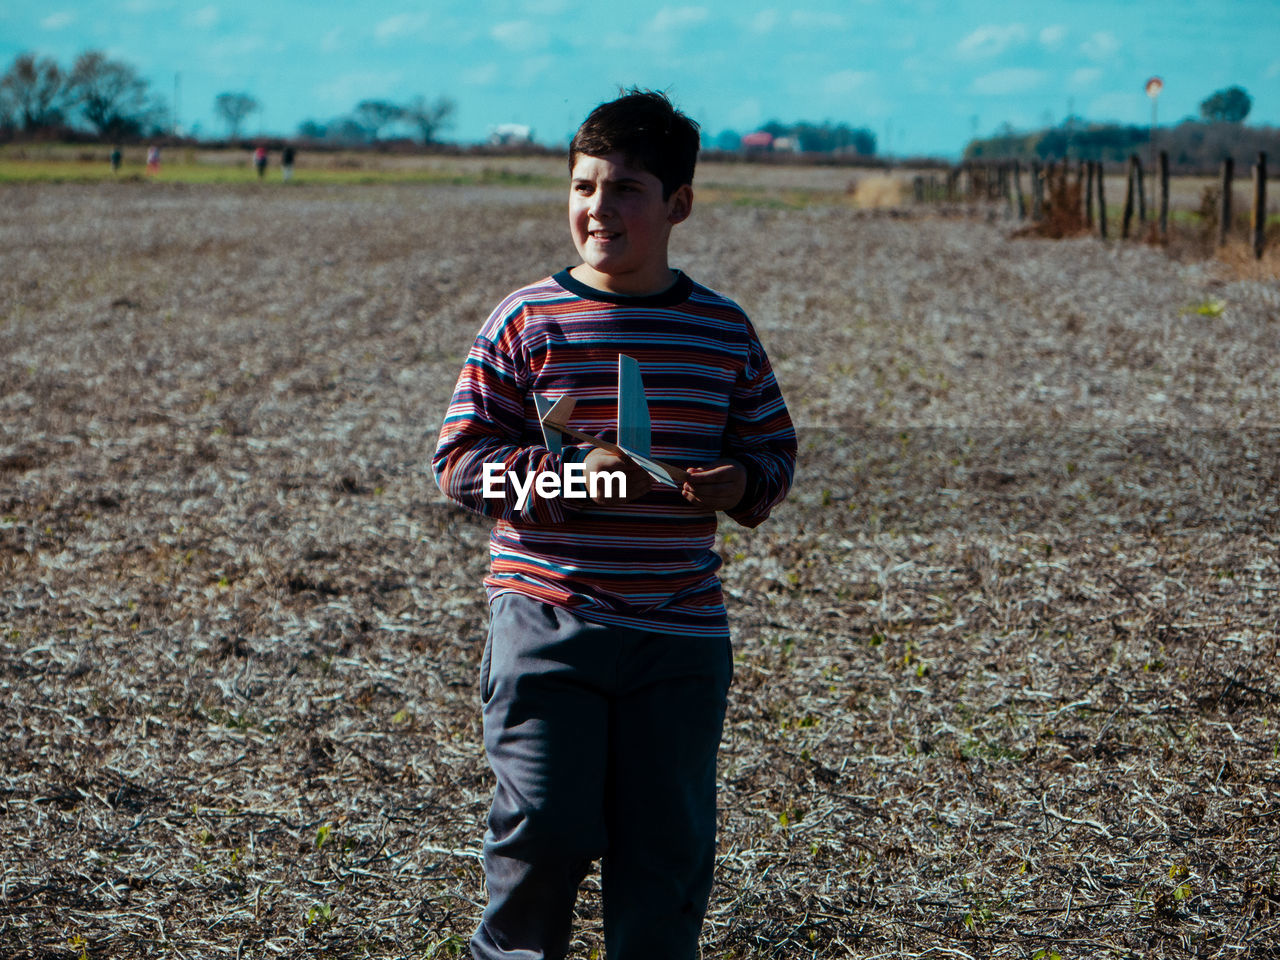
681, 459, 747, 512
584, 446, 653, 505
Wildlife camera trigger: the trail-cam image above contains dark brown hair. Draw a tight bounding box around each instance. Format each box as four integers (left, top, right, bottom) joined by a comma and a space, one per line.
569, 88, 700, 199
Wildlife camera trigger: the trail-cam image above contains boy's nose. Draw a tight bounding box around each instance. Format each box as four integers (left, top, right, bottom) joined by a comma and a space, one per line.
587, 189, 611, 217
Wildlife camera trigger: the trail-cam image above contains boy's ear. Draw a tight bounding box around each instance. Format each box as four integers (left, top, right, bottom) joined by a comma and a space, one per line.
667, 184, 693, 225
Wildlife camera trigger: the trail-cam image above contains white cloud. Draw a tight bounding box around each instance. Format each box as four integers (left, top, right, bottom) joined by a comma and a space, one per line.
522, 0, 568, 13
899, 53, 949, 95
119, 0, 175, 13
1080, 30, 1120, 61
727, 97, 762, 131
650, 6, 709, 32
462, 63, 499, 86
749, 9, 779, 33
316, 71, 405, 110
40, 12, 75, 29
374, 13, 431, 44
1069, 67, 1102, 90
747, 8, 850, 32
1039, 25, 1066, 48
971, 68, 1046, 96
790, 10, 846, 29
822, 69, 874, 97
187, 5, 218, 29
956, 24, 1027, 59
208, 34, 267, 59
320, 27, 343, 52
516, 55, 556, 84
491, 19, 548, 51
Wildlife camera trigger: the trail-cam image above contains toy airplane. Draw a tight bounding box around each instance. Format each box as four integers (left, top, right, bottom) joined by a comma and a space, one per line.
535, 355, 690, 488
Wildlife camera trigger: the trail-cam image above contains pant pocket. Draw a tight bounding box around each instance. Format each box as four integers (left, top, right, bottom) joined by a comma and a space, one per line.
479, 623, 496, 705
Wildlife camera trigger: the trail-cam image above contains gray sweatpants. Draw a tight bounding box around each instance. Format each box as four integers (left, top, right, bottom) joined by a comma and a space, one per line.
470, 592, 733, 960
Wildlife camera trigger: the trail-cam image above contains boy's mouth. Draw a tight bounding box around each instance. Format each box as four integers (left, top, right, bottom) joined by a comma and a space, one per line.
588, 229, 621, 241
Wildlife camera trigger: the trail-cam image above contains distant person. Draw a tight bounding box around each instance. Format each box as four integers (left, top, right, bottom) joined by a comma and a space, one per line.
281, 144, 296, 182
110, 146, 122, 173
253, 145, 268, 179
145, 145, 161, 176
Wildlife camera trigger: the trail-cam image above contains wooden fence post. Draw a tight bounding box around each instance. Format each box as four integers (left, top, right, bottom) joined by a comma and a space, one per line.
1085, 161, 1095, 228
1014, 161, 1026, 220
1134, 154, 1146, 224
1254, 151, 1268, 260
1031, 161, 1043, 221
913, 175, 924, 203
1122, 154, 1136, 239
1219, 157, 1233, 247
1158, 150, 1169, 242
1076, 160, 1085, 222
1097, 161, 1108, 239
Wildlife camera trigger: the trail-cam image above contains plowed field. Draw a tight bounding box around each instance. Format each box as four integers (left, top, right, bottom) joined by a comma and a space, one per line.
2, 177, 1278, 958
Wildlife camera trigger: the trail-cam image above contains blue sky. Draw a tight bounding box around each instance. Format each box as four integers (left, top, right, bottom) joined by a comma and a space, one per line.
3, 0, 1277, 157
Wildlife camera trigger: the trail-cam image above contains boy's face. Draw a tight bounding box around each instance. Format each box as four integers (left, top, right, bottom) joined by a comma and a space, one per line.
568, 151, 692, 296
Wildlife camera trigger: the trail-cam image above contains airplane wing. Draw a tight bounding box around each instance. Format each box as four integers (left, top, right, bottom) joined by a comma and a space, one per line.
535, 356, 690, 488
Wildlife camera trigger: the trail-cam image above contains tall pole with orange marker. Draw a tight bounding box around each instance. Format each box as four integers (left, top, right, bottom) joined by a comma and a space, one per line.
1145, 77, 1162, 214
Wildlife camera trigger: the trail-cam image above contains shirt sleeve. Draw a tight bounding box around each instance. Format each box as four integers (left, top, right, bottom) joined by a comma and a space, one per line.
722, 319, 797, 529
432, 332, 593, 524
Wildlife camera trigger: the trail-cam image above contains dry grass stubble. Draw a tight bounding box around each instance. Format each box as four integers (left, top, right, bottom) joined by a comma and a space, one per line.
2, 181, 1279, 958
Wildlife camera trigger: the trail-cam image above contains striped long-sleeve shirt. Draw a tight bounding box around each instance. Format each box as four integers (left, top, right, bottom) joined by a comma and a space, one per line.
432, 268, 796, 638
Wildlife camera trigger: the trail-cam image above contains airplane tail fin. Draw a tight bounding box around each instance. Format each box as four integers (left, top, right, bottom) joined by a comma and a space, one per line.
535, 393, 577, 453
617, 355, 651, 457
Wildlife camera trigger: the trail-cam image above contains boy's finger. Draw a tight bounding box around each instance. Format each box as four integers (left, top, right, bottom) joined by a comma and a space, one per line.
686, 461, 744, 478
685, 478, 735, 493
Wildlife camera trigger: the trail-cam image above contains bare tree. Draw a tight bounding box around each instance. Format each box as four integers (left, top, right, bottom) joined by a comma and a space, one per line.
353, 99, 404, 141
405, 95, 455, 144
68, 51, 160, 138
0, 53, 70, 131
214, 92, 260, 139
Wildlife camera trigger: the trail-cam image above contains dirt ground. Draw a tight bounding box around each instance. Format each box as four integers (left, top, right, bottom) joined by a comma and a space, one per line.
2, 178, 1278, 959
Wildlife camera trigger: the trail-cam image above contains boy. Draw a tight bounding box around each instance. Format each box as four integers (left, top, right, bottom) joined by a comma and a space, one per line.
433, 89, 795, 960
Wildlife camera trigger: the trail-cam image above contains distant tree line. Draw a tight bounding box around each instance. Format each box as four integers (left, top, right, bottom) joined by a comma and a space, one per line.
766, 120, 876, 155
1, 48, 458, 148
964, 86, 1276, 170
296, 96, 456, 146
713, 120, 877, 156
0, 51, 166, 139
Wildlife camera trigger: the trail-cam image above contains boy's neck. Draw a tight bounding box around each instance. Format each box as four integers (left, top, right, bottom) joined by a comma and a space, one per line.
569, 263, 679, 298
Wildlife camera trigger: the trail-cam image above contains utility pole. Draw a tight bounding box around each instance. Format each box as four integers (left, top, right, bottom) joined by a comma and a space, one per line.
172, 72, 181, 136
1145, 77, 1162, 215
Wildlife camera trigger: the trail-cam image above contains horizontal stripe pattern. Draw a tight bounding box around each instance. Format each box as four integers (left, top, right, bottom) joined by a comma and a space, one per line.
433, 269, 796, 638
